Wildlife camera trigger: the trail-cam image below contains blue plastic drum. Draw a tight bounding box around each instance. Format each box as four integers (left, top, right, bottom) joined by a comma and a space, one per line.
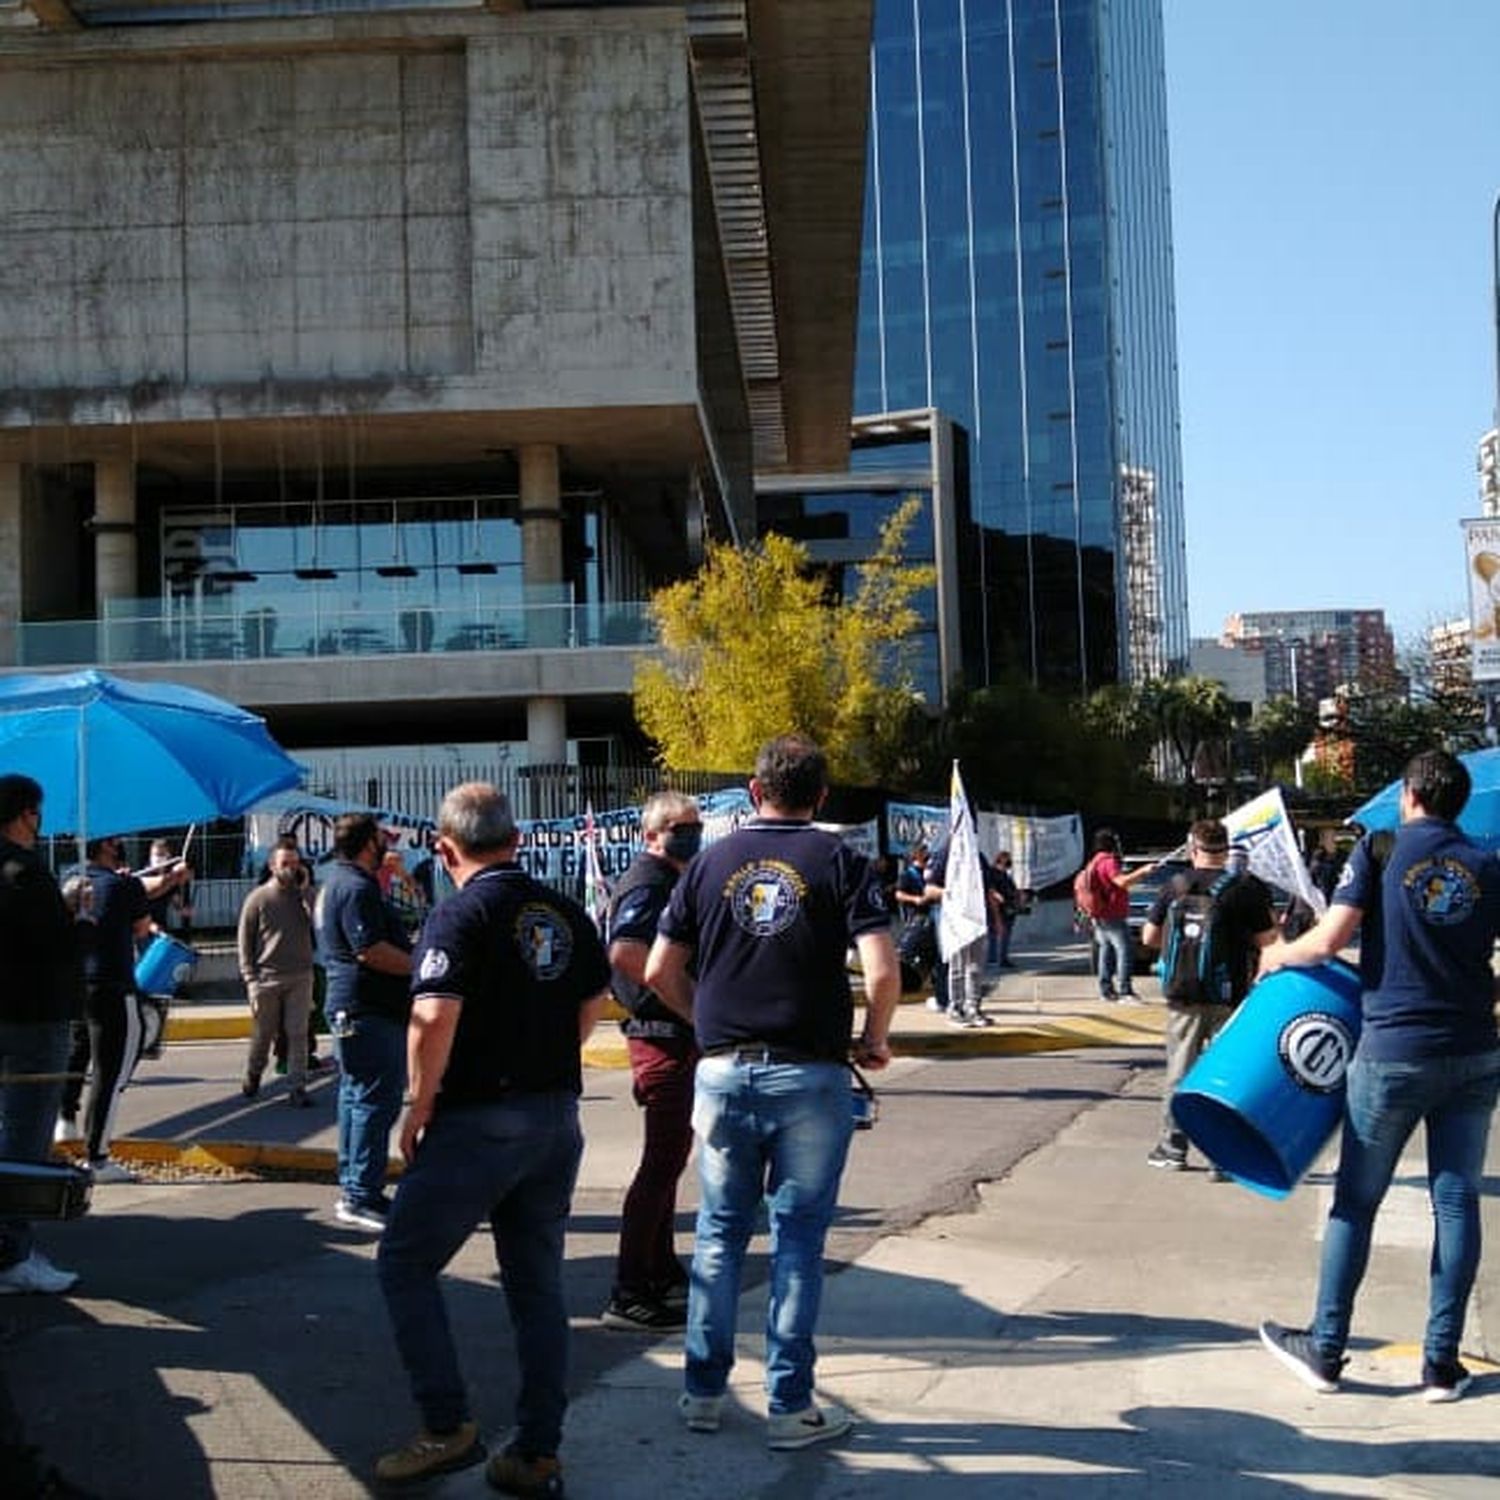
134, 933, 197, 997
1170, 960, 1362, 1199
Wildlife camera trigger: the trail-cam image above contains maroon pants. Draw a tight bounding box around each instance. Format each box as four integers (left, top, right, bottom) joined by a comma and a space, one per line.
615, 1036, 698, 1297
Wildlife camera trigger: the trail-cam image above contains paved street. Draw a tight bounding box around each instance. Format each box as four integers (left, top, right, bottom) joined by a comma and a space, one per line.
6, 936, 1498, 1496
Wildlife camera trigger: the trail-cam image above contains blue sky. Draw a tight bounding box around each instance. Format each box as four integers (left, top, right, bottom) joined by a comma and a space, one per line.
1162, 1, 1500, 651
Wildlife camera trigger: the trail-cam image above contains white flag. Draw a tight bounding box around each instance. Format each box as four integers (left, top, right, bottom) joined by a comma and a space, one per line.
938, 761, 990, 960
1222, 787, 1325, 915
581, 801, 610, 934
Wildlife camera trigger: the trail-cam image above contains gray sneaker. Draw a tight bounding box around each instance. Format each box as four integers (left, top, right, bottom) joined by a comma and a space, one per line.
1145, 1140, 1186, 1171
678, 1391, 724, 1433
768, 1401, 853, 1451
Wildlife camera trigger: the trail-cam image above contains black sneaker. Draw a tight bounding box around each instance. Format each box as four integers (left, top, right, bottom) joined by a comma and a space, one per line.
1146, 1140, 1186, 1171
240, 1072, 262, 1099
1259, 1320, 1345, 1393
1421, 1357, 1472, 1403
601, 1292, 686, 1332
655, 1277, 690, 1312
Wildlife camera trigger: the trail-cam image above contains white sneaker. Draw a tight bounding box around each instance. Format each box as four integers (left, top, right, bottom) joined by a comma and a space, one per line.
678, 1391, 724, 1433
89, 1158, 136, 1184
924, 995, 943, 1012
334, 1197, 388, 1233
767, 1401, 853, 1450
0, 1250, 79, 1295
53, 1115, 81, 1144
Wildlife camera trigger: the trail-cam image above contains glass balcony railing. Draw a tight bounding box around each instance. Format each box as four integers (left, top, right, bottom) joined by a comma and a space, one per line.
10, 599, 655, 668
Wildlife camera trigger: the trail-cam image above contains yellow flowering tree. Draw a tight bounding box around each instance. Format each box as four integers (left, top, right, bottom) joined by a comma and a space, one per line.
634, 498, 934, 782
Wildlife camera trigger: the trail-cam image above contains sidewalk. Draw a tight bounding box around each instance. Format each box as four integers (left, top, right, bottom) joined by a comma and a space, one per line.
561, 1074, 1500, 1498
13, 932, 1499, 1495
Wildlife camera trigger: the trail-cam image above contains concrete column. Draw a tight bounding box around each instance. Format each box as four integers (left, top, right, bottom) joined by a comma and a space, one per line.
519, 442, 563, 584
524, 694, 569, 819
526, 695, 567, 763
0, 464, 21, 665
93, 459, 138, 613
519, 443, 566, 648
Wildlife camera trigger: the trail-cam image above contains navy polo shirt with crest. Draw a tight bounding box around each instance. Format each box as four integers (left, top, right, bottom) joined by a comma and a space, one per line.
411, 862, 611, 1109
658, 817, 891, 1060
1335, 818, 1500, 1061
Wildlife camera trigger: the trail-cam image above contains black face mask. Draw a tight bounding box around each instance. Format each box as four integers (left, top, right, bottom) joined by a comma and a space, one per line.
663, 826, 704, 863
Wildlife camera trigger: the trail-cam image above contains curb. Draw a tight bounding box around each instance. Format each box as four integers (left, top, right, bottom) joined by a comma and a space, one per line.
165, 1009, 1165, 1069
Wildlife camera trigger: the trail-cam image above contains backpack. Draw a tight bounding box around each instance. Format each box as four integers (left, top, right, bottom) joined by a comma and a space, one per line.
1158, 869, 1240, 1004
1073, 856, 1109, 919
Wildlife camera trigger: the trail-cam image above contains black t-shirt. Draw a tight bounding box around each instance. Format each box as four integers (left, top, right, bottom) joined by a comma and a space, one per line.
80, 863, 149, 986
1145, 866, 1276, 1006
607, 852, 691, 1041
658, 817, 891, 1059
410, 863, 611, 1109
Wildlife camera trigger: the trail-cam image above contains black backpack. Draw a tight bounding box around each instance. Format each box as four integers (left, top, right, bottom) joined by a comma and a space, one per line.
1158, 869, 1240, 1005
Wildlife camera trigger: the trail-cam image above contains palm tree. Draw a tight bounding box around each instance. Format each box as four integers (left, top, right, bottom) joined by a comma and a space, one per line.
1139, 675, 1234, 793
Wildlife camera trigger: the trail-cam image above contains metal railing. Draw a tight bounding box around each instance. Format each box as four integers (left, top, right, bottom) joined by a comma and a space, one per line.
11, 599, 654, 668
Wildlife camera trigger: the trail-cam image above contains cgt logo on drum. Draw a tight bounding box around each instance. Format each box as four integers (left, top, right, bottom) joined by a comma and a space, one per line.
1277, 1012, 1356, 1094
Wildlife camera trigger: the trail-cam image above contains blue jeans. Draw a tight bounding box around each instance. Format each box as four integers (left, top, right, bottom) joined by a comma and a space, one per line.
0, 1020, 70, 1269
333, 1012, 406, 1208
1094, 919, 1132, 994
685, 1057, 854, 1415
1312, 1048, 1500, 1365
377, 1095, 582, 1450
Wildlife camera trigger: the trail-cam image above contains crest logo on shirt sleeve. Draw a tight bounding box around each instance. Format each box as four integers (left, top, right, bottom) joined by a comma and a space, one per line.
418, 947, 450, 982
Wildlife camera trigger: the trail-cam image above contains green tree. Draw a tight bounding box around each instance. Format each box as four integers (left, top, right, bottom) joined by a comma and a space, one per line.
905, 677, 1160, 812
1138, 675, 1234, 792
634, 499, 934, 782
1248, 694, 1318, 786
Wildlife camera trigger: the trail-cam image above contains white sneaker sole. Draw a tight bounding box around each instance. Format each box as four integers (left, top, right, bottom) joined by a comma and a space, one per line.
1259, 1322, 1338, 1394
767, 1408, 853, 1450
1422, 1376, 1472, 1404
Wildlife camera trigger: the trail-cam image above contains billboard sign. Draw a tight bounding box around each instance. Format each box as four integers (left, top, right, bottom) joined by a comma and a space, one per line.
1463, 517, 1500, 683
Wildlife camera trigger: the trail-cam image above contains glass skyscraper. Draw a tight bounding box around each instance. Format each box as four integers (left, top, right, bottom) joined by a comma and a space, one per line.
856, 0, 1188, 692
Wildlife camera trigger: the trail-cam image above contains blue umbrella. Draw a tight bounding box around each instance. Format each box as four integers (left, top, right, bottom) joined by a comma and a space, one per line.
0, 669, 303, 841
1349, 747, 1500, 850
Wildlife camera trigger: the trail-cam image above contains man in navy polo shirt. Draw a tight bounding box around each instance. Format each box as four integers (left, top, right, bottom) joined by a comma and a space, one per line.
1257, 749, 1500, 1403
373, 783, 610, 1494
315, 813, 412, 1232
646, 734, 900, 1451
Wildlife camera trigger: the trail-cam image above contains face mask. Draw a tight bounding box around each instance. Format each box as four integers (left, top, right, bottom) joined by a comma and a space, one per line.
663, 825, 704, 862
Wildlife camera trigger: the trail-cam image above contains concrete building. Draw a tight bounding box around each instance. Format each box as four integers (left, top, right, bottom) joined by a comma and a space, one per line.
0, 1, 873, 802
1188, 637, 1267, 713
1427, 617, 1472, 695
1222, 609, 1399, 710
1480, 427, 1500, 517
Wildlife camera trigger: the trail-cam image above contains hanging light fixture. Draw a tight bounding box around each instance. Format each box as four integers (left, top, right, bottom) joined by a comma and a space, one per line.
376, 497, 418, 579
455, 494, 498, 575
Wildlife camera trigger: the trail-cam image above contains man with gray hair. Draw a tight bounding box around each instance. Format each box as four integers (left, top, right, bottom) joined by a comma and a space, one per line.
374, 783, 611, 1495
601, 789, 703, 1331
